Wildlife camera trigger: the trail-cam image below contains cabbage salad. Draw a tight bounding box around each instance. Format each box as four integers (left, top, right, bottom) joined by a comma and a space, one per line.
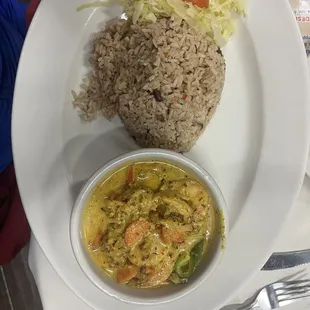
77, 0, 247, 45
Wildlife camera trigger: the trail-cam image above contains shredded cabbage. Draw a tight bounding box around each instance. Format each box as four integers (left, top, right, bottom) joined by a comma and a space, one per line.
126, 0, 246, 45
77, 0, 247, 45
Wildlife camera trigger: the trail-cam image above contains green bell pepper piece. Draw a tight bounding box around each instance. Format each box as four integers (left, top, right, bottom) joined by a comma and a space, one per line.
174, 239, 205, 279
191, 239, 204, 268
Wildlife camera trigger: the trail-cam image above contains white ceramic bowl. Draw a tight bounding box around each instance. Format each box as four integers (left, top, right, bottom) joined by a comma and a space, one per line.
70, 149, 228, 305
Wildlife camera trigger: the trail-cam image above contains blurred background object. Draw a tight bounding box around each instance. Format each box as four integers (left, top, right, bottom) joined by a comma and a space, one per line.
290, 0, 310, 56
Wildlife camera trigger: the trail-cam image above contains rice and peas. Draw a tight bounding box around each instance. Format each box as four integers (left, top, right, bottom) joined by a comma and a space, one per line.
72, 0, 246, 152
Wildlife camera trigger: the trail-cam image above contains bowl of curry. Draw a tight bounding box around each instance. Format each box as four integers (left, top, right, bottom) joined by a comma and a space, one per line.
70, 149, 227, 304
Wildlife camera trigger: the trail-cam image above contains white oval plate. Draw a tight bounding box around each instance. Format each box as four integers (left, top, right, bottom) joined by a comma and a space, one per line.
12, 0, 310, 309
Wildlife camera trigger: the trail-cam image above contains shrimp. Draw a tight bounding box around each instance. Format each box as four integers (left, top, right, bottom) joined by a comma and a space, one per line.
125, 220, 150, 248
161, 227, 184, 244
160, 179, 211, 220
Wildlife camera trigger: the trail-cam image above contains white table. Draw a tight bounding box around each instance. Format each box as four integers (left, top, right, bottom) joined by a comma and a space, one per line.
28, 175, 310, 310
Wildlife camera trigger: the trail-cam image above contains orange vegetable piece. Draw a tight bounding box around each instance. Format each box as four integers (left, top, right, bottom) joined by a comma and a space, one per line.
125, 220, 150, 247
185, 0, 209, 8
161, 227, 184, 244
144, 266, 155, 274
117, 265, 138, 284
127, 165, 134, 184
90, 231, 103, 250
109, 192, 116, 200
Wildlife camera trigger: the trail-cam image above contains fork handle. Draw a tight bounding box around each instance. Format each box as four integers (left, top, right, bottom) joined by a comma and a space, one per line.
236, 299, 260, 310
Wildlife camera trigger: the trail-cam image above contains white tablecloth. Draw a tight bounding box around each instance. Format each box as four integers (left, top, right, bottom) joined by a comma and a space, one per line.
28, 176, 310, 310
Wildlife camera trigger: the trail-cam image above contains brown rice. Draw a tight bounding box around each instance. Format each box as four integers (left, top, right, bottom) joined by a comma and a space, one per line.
72, 18, 226, 152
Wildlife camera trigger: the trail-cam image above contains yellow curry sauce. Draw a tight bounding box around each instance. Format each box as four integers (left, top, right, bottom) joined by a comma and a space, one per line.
82, 161, 221, 287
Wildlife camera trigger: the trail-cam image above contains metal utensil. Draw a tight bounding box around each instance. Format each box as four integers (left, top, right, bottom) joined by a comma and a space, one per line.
262, 249, 310, 270
229, 279, 310, 310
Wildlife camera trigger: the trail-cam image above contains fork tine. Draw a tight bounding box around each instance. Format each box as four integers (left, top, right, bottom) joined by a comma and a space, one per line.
280, 280, 310, 286
274, 278, 310, 305
276, 281, 310, 297
278, 293, 310, 303
277, 286, 310, 297
276, 280, 310, 291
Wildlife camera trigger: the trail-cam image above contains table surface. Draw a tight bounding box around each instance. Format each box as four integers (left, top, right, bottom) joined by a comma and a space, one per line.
27, 174, 310, 310
0, 246, 42, 310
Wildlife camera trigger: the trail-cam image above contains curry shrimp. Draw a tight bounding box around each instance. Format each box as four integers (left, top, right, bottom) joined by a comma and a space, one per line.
82, 160, 222, 287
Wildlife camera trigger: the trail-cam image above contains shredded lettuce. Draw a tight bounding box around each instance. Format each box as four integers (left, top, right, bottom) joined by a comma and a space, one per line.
77, 0, 247, 45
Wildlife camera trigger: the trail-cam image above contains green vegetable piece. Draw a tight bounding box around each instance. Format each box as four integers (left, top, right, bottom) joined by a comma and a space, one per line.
175, 239, 205, 279
169, 272, 188, 284
191, 239, 204, 269
175, 251, 194, 278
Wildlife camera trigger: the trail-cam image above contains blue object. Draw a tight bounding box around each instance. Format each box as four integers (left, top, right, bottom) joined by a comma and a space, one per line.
0, 0, 27, 173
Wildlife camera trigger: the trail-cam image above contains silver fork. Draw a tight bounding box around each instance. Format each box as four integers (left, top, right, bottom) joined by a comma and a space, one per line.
230, 279, 310, 310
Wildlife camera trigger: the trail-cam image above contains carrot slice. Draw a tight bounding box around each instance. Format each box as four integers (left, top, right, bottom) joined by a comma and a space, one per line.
90, 231, 103, 250
109, 192, 116, 200
117, 265, 138, 284
185, 0, 209, 8
144, 266, 155, 274
127, 165, 134, 184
